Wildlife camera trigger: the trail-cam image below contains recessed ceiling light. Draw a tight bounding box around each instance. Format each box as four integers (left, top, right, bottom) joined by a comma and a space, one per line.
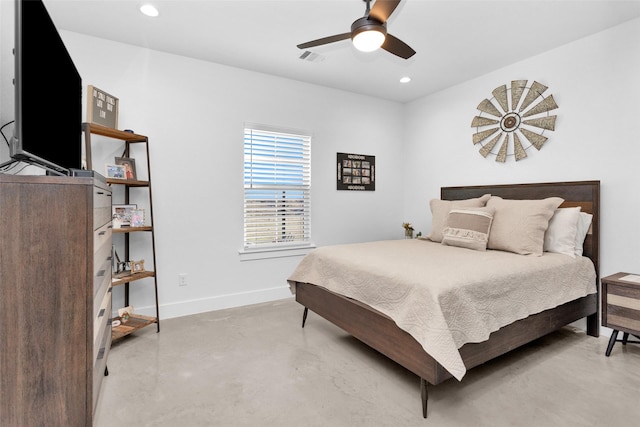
140, 4, 159, 17
400, 76, 411, 84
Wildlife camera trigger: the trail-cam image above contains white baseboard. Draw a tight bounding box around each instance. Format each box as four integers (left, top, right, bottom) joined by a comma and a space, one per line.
129, 285, 294, 320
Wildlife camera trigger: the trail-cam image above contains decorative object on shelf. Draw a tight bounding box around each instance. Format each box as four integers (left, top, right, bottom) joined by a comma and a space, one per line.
118, 306, 134, 324
115, 156, 136, 180
130, 208, 145, 227
132, 260, 145, 272
87, 85, 119, 129
112, 204, 137, 227
403, 222, 414, 239
105, 163, 125, 179
112, 249, 132, 278
337, 152, 375, 191
471, 80, 558, 162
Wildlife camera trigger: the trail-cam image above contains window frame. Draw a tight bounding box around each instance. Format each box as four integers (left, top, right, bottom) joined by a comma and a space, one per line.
241, 124, 312, 256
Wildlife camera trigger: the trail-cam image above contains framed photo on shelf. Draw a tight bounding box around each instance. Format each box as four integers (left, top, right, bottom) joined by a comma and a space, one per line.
105, 164, 125, 179
132, 260, 145, 273
130, 209, 145, 227
112, 204, 137, 227
115, 157, 136, 180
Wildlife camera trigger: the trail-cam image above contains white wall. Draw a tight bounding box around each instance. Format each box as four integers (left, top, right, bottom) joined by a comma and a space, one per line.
402, 17, 640, 333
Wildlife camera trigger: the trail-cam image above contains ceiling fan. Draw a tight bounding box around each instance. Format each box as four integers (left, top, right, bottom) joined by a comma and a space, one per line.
297, 0, 416, 59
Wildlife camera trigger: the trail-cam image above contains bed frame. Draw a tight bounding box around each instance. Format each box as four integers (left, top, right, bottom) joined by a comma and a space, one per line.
294, 180, 600, 418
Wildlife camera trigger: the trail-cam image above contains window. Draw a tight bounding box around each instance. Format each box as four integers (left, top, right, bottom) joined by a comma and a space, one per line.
243, 126, 311, 250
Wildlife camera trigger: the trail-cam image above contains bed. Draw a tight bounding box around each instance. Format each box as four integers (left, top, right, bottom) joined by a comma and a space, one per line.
288, 180, 600, 418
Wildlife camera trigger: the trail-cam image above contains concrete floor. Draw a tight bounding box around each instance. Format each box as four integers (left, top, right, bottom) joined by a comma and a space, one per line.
94, 298, 640, 427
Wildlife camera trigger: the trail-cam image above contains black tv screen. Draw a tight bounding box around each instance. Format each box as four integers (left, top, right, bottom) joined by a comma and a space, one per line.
9, 0, 82, 175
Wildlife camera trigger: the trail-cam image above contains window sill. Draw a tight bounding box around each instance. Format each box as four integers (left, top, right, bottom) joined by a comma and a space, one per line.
238, 244, 316, 261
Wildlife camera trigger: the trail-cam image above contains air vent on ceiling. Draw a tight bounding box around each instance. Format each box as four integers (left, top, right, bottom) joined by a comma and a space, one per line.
299, 51, 324, 62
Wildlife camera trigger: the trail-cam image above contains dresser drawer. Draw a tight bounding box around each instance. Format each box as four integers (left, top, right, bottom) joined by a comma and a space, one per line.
93, 185, 112, 227
93, 222, 112, 297
94, 286, 112, 354
94, 221, 112, 269
94, 264, 111, 318
92, 303, 112, 412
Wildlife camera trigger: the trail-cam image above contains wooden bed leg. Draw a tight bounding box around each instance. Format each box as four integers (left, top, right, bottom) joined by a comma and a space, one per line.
420, 378, 428, 419
586, 312, 599, 337
302, 307, 309, 328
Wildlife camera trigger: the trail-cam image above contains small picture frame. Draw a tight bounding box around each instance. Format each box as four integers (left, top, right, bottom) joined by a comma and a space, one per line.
105, 164, 125, 179
130, 209, 145, 227
132, 260, 145, 273
112, 204, 137, 226
115, 157, 136, 180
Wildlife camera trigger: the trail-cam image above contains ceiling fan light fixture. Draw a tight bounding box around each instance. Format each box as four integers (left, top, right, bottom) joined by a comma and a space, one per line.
352, 29, 385, 52
351, 18, 387, 52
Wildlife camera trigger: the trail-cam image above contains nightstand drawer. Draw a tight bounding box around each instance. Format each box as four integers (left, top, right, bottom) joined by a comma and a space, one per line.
602, 273, 640, 335
606, 285, 640, 331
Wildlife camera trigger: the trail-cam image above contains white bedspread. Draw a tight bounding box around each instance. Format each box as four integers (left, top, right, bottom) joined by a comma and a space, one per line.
287, 239, 597, 381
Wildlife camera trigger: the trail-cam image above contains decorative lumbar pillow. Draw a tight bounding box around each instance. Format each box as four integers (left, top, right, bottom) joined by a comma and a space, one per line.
486, 196, 564, 256
427, 194, 491, 243
574, 212, 593, 256
441, 207, 495, 251
543, 207, 581, 258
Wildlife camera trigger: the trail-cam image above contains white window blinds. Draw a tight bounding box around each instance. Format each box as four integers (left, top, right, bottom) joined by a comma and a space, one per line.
243, 127, 311, 249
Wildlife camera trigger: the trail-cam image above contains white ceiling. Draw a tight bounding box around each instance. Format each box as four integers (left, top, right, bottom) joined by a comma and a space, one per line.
44, 0, 640, 103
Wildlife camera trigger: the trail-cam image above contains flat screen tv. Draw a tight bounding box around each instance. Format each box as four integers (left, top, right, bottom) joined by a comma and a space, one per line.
1, 0, 82, 175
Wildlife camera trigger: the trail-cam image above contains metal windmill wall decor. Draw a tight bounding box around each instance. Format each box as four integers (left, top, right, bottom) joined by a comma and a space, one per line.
471, 80, 558, 162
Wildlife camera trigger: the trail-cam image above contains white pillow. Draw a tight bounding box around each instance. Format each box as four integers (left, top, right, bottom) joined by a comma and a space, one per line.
574, 212, 593, 256
543, 207, 581, 258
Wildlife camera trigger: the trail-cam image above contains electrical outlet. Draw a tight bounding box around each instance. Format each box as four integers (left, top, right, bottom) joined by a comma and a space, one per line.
178, 273, 188, 286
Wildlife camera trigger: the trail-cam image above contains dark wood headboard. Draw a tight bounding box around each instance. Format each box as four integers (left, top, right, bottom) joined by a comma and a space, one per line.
440, 180, 600, 279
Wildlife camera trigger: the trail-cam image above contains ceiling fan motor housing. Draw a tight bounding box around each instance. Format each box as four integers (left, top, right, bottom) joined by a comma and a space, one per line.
351, 17, 387, 40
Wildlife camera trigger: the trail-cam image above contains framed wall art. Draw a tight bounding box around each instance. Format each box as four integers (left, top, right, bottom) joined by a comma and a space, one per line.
337, 152, 375, 191
87, 85, 119, 129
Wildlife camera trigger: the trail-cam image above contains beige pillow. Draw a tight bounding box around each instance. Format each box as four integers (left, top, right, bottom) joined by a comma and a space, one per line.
486, 196, 564, 256
427, 194, 491, 243
441, 207, 495, 251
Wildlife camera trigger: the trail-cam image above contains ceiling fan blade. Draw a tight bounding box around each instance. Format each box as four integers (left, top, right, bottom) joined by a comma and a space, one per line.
369, 0, 401, 23
381, 33, 416, 59
297, 33, 351, 49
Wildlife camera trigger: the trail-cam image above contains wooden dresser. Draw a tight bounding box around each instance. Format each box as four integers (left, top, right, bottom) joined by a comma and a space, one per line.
0, 174, 112, 425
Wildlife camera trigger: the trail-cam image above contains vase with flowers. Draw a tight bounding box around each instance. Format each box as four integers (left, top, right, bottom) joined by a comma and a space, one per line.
402, 222, 414, 239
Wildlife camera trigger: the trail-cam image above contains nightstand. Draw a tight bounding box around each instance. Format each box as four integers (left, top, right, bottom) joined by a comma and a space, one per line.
601, 272, 640, 356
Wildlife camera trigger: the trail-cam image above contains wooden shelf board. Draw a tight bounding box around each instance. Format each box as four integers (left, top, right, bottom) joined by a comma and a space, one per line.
112, 270, 155, 286
113, 226, 153, 233
83, 122, 147, 142
106, 178, 149, 187
111, 314, 157, 340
